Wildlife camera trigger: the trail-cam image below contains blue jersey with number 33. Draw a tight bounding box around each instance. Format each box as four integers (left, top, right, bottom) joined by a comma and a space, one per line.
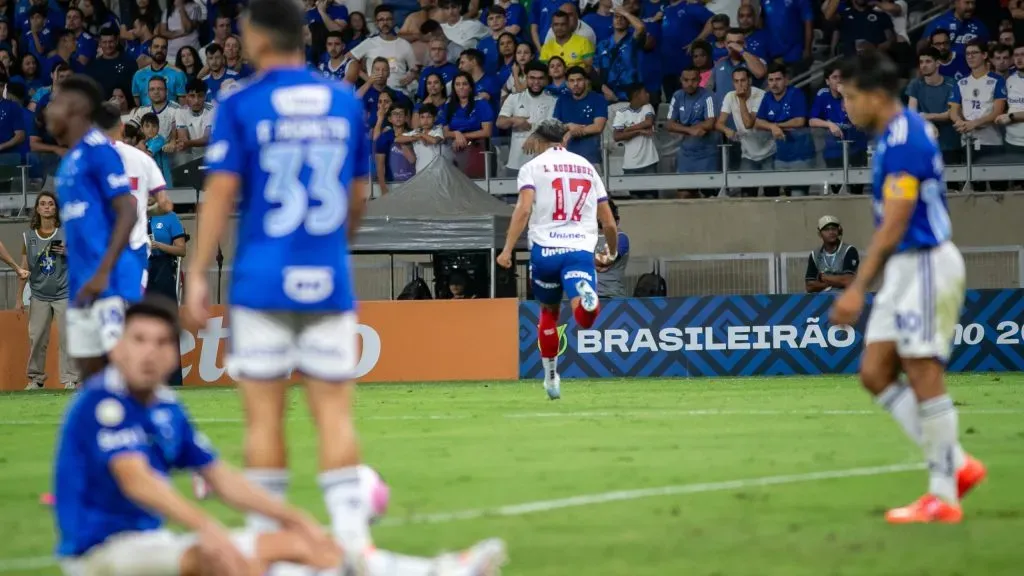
205, 67, 369, 311
871, 109, 952, 254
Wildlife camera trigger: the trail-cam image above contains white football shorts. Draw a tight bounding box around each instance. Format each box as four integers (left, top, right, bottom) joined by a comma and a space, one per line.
865, 241, 966, 362
59, 529, 256, 576
66, 296, 128, 359
226, 307, 359, 382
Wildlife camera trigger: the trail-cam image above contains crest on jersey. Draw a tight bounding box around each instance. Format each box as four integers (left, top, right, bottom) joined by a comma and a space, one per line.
96, 398, 125, 427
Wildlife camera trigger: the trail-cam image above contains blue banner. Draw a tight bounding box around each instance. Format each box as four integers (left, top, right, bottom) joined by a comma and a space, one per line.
518, 290, 1024, 378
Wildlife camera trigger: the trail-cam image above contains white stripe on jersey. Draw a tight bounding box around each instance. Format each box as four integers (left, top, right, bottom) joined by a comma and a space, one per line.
114, 141, 168, 252
518, 147, 608, 252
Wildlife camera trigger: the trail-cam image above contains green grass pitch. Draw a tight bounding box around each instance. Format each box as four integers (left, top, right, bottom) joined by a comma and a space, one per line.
1, 374, 1023, 575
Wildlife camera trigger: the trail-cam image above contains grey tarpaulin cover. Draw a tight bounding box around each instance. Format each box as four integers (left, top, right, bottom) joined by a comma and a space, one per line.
352, 159, 526, 252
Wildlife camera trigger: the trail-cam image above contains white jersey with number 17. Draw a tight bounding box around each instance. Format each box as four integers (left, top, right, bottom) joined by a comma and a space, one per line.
518, 146, 608, 253
114, 141, 167, 253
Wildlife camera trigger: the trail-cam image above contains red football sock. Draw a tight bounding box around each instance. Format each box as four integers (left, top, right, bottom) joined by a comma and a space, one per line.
538, 307, 559, 359
574, 303, 600, 329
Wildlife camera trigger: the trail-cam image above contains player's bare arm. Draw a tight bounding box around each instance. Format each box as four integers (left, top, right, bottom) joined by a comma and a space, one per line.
0, 240, 28, 278
497, 186, 534, 268
596, 201, 618, 263
108, 453, 252, 576
79, 194, 137, 304
830, 176, 915, 326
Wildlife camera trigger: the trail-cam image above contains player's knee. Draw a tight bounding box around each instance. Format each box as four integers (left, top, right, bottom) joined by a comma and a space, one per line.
859, 362, 893, 395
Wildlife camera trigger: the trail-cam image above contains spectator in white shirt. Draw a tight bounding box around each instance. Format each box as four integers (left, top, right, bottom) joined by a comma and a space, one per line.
996, 44, 1024, 156
715, 67, 774, 192
439, 0, 488, 49
175, 78, 213, 151
159, 0, 203, 59
199, 14, 232, 67
496, 61, 557, 174
611, 83, 659, 174
950, 39, 1006, 165
407, 103, 449, 171
349, 5, 420, 94
130, 76, 181, 142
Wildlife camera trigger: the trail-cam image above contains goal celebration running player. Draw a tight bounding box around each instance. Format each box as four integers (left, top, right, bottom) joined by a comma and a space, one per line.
830, 50, 986, 524
497, 119, 619, 400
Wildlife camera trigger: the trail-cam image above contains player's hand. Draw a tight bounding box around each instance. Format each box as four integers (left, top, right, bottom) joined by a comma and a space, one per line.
829, 287, 864, 326
197, 522, 251, 576
183, 274, 211, 330
76, 271, 109, 306
496, 250, 513, 269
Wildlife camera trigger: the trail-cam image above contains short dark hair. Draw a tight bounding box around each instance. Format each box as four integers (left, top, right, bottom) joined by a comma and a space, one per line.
186, 77, 207, 94
420, 19, 442, 35
460, 48, 484, 68
205, 43, 224, 56
726, 27, 745, 37
374, 4, 393, 16
838, 50, 901, 98
96, 101, 122, 130
552, 10, 570, 20
918, 46, 941, 61
418, 103, 438, 117
139, 112, 160, 127
123, 123, 140, 141
59, 74, 104, 121
148, 75, 167, 88
711, 13, 730, 25
29, 5, 47, 19
487, 5, 507, 17
246, 0, 305, 53
125, 294, 181, 337
51, 61, 70, 77
682, 66, 701, 76
690, 40, 711, 55
66, 7, 83, 19
6, 81, 25, 103
767, 61, 788, 77
566, 65, 587, 79
624, 83, 645, 99
964, 38, 987, 53
524, 60, 548, 75
99, 24, 119, 38
326, 30, 344, 42
930, 28, 951, 41
989, 42, 1011, 57
731, 67, 753, 81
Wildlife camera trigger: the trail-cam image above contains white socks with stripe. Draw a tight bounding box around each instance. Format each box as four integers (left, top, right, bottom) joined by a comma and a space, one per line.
919, 395, 966, 503
244, 468, 290, 532
875, 381, 923, 446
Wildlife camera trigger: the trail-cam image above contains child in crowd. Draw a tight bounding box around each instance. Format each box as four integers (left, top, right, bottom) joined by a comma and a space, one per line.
612, 84, 659, 175
137, 112, 173, 184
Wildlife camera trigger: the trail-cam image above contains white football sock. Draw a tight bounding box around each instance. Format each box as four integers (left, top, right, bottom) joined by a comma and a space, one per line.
318, 466, 373, 555
364, 548, 436, 576
542, 357, 558, 380
244, 468, 289, 532
919, 395, 966, 503
875, 381, 923, 446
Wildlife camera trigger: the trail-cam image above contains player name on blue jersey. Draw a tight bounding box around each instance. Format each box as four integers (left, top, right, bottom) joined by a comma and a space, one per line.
871, 109, 952, 254
205, 67, 369, 312
53, 367, 217, 558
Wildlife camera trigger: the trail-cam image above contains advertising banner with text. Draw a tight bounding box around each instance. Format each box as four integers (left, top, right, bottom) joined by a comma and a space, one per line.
518, 290, 1024, 378
0, 299, 519, 390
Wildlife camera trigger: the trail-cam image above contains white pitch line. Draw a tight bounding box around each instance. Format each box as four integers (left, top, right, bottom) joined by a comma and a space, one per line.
0, 407, 1020, 427
0, 462, 924, 573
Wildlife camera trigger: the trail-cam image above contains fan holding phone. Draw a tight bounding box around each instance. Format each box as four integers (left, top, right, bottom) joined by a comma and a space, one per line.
17, 191, 79, 390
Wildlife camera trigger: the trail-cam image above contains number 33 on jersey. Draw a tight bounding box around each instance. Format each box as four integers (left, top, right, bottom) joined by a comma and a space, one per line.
518, 148, 608, 252
205, 70, 369, 311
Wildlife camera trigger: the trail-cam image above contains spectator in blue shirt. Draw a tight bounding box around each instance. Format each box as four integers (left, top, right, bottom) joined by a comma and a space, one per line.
659, 0, 713, 98
80, 0, 119, 37
5, 81, 31, 161
667, 66, 718, 196
907, 47, 963, 167
317, 30, 349, 80
737, 3, 770, 61
583, 0, 615, 45
494, 33, 519, 86
125, 16, 155, 66
919, 0, 988, 57
200, 43, 239, 101
829, 0, 894, 57
358, 56, 411, 129
477, 5, 508, 72
755, 62, 814, 196
759, 0, 812, 74
440, 71, 495, 177
419, 37, 459, 99
223, 35, 254, 78
809, 64, 867, 194
65, 7, 97, 67
546, 54, 572, 97
21, 5, 54, 61
12, 52, 45, 97
459, 48, 502, 102
18, 0, 62, 36
375, 104, 417, 194
28, 60, 69, 112
480, 0, 527, 41
594, 7, 646, 103
709, 14, 730, 62
929, 29, 970, 81
138, 112, 173, 183
0, 75, 25, 164
43, 29, 86, 81
553, 64, 608, 166
131, 35, 187, 105
86, 25, 138, 99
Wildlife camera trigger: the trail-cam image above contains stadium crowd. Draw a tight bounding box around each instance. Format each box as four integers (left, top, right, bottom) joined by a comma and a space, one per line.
0, 0, 1018, 197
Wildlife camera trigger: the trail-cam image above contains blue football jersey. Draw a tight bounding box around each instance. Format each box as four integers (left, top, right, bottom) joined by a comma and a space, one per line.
205, 67, 369, 311
57, 129, 142, 304
871, 109, 952, 253
53, 367, 217, 558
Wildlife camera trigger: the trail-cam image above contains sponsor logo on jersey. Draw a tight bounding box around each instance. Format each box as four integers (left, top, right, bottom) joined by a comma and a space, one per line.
540, 247, 577, 257
96, 426, 147, 452
549, 230, 586, 241
283, 266, 336, 304
61, 200, 89, 221
565, 270, 593, 281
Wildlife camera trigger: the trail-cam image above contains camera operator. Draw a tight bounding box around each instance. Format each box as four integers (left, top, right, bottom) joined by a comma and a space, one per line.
16, 192, 78, 390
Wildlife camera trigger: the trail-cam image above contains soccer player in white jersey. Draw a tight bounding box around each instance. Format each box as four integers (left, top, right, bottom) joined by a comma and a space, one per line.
497, 119, 619, 400
185, 0, 506, 573
831, 52, 986, 524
